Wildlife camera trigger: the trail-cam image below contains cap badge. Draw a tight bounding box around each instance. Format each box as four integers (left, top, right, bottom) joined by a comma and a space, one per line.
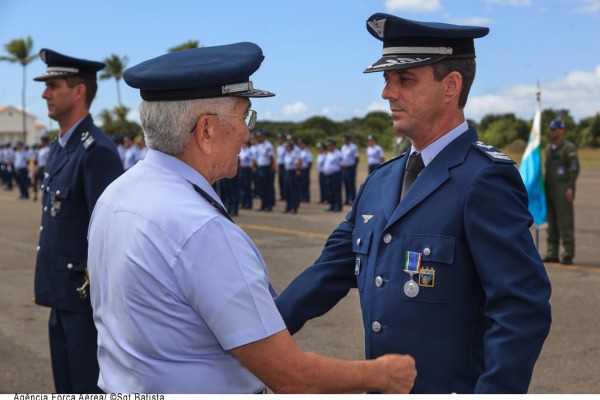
362, 214, 374, 224
367, 18, 387, 39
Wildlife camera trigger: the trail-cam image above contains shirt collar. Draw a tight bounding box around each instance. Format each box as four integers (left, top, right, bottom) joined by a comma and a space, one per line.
58, 116, 86, 148
409, 121, 469, 167
142, 148, 224, 207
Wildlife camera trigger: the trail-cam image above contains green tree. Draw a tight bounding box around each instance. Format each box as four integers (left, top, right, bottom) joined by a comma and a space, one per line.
0, 36, 38, 139
99, 105, 142, 138
578, 113, 600, 148
168, 40, 200, 52
100, 54, 129, 106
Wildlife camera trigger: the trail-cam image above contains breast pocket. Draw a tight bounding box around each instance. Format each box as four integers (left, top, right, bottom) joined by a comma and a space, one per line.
48, 184, 70, 218
352, 228, 373, 292
401, 234, 455, 303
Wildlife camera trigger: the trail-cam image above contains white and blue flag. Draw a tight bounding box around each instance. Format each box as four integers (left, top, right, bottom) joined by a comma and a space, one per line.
519, 98, 547, 226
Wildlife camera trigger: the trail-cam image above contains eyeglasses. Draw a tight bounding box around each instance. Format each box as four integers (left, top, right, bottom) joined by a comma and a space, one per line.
191, 110, 257, 132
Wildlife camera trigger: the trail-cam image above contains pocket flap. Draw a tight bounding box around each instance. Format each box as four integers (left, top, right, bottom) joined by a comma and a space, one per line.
404, 234, 454, 264
352, 228, 373, 254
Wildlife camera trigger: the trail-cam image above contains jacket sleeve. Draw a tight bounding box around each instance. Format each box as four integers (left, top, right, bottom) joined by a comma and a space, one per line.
465, 163, 552, 393
83, 143, 124, 217
275, 217, 358, 335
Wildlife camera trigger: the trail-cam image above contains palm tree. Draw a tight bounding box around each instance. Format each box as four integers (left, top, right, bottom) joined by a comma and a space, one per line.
0, 36, 38, 140
100, 54, 128, 106
168, 40, 200, 52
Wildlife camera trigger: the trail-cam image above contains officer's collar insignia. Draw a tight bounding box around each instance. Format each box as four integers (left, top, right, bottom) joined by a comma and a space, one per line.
367, 18, 387, 39
362, 214, 374, 224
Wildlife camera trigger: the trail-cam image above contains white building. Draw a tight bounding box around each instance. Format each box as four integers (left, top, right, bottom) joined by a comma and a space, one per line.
0, 106, 46, 145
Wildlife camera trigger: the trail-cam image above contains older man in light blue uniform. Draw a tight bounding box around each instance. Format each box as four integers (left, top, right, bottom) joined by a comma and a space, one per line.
87, 42, 416, 394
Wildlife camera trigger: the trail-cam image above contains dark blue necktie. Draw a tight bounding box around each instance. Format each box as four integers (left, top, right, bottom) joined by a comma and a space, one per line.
401, 152, 424, 201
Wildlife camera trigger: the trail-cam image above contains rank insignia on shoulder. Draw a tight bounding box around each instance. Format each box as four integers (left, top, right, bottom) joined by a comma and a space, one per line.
473, 141, 515, 164
81, 131, 95, 150
419, 267, 435, 287
362, 214, 374, 224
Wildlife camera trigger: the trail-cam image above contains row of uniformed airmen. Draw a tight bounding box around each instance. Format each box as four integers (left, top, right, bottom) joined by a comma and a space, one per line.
214, 132, 388, 216
1, 137, 50, 200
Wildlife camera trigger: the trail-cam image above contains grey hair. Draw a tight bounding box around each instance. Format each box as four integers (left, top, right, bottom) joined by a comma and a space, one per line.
139, 97, 237, 156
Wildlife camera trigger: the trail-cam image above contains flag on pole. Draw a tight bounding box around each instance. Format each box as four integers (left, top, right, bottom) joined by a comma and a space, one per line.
519, 91, 547, 226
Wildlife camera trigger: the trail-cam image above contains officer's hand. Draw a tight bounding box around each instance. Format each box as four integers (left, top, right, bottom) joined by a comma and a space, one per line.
376, 354, 416, 394
565, 188, 574, 203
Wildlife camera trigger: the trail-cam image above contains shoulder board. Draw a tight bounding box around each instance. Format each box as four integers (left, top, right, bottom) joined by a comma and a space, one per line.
472, 141, 515, 164
371, 153, 404, 172
80, 131, 95, 151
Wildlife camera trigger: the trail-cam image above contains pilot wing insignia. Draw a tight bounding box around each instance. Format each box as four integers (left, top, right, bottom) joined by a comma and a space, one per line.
362, 214, 374, 224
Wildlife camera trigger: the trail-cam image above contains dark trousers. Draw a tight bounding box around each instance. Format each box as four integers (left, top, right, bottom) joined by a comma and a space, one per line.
319, 172, 330, 203
219, 174, 240, 216
16, 167, 29, 198
284, 170, 300, 212
257, 166, 275, 210
48, 308, 102, 394
278, 164, 286, 200
326, 171, 342, 211
299, 168, 310, 202
342, 164, 357, 204
239, 167, 253, 209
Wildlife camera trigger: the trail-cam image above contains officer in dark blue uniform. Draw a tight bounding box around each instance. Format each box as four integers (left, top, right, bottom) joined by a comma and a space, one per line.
33, 49, 124, 393
276, 14, 552, 394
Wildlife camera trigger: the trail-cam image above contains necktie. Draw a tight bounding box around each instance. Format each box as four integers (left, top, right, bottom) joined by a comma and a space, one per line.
400, 152, 424, 200
189, 181, 234, 223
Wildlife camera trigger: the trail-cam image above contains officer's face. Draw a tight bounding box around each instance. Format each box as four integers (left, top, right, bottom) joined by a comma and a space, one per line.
382, 66, 446, 142
42, 78, 79, 122
214, 98, 251, 179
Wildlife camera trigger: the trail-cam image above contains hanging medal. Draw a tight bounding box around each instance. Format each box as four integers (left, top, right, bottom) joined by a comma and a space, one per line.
403, 251, 421, 298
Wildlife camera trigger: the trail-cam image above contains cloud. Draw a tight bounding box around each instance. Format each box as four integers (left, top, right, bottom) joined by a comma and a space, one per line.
384, 0, 442, 13
322, 105, 346, 119
281, 101, 309, 117
466, 65, 600, 122
575, 0, 600, 13
484, 0, 531, 5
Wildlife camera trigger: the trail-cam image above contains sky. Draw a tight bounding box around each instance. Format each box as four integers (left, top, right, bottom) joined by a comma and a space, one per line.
1, 0, 600, 131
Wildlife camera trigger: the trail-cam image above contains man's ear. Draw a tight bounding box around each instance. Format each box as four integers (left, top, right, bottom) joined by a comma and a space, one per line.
443, 71, 462, 105
193, 115, 214, 155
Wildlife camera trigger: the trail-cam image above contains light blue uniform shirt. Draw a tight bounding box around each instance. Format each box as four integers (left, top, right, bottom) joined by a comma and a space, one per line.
366, 144, 384, 166
299, 148, 313, 170
88, 149, 286, 394
255, 140, 274, 167
340, 142, 359, 167
410, 121, 469, 167
323, 149, 343, 175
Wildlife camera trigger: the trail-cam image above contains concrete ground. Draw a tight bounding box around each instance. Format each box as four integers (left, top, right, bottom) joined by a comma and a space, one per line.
0, 166, 598, 394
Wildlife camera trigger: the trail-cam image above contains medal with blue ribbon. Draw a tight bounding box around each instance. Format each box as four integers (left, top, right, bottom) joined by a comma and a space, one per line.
403, 251, 421, 297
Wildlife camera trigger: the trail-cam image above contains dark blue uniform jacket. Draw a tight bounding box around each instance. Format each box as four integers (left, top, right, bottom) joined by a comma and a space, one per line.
35, 115, 123, 312
276, 127, 552, 394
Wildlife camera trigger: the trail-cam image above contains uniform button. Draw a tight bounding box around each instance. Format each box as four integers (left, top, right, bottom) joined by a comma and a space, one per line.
36, 246, 40, 252
372, 321, 382, 332
356, 238, 362, 246
383, 233, 392, 243
46, 186, 50, 192
67, 263, 73, 269
423, 247, 431, 256
56, 190, 61, 196
375, 276, 383, 287
41, 184, 45, 190
43, 206, 48, 212
39, 226, 43, 232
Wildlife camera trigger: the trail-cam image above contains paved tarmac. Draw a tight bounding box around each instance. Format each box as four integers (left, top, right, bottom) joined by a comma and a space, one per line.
0, 166, 598, 394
